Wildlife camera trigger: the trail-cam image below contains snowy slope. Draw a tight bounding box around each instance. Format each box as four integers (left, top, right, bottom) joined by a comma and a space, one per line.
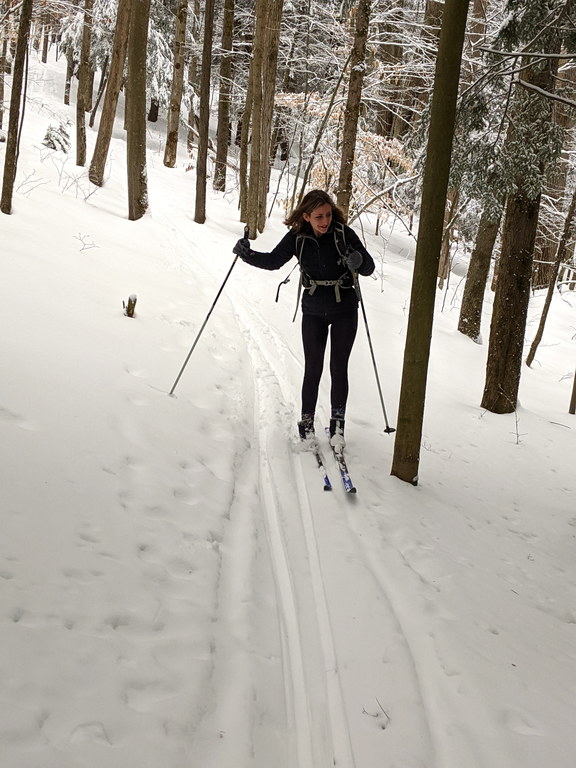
1, 51, 575, 768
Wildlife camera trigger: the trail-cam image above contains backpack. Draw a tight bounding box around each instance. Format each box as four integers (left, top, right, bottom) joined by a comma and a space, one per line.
275, 222, 354, 321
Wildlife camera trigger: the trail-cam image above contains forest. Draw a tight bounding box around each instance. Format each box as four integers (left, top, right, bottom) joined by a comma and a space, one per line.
1, 0, 576, 483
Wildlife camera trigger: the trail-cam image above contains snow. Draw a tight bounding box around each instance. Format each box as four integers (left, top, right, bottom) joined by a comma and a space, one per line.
1, 52, 575, 768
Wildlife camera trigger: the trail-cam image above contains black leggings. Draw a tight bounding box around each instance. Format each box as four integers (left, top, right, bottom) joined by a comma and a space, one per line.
301, 310, 358, 417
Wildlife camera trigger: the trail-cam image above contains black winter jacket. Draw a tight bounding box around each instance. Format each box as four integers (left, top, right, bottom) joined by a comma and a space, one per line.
241, 222, 375, 316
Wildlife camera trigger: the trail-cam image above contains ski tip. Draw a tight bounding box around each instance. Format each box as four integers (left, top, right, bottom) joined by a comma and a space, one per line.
347, 486, 357, 494
323, 484, 332, 492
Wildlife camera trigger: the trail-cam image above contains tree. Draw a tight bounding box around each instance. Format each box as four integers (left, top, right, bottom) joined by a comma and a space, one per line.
241, 0, 284, 234
336, 0, 371, 218
89, 0, 131, 187
194, 0, 217, 224
391, 0, 471, 485
126, 0, 151, 220
0, 34, 7, 131
457, 202, 503, 341
213, 0, 235, 191
163, 0, 188, 168
481, 0, 575, 414
1, 0, 34, 215
526, 186, 576, 367
76, 0, 95, 167
532, 67, 576, 289
186, 0, 201, 152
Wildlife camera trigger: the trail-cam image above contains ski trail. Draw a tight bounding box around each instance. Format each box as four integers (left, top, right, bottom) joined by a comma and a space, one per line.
236, 296, 353, 768
292, 455, 357, 768
231, 297, 436, 767
255, 395, 316, 768
150, 204, 435, 765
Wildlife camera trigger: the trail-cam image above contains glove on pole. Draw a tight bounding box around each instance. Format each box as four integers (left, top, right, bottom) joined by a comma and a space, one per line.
169, 228, 247, 396
354, 275, 395, 434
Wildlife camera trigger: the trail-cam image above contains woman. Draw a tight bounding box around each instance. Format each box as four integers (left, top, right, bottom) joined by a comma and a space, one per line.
233, 189, 375, 445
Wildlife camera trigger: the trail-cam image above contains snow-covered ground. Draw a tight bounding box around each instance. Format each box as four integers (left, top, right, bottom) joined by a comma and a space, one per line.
1, 52, 575, 768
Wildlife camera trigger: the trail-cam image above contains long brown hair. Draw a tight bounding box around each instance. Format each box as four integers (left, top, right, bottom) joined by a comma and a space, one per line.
284, 190, 346, 233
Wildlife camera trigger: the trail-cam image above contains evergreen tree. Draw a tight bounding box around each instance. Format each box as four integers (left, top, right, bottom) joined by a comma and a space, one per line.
481, 0, 576, 414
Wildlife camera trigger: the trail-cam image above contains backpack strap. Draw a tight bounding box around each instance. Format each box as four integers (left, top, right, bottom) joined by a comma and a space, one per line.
333, 222, 347, 258
291, 234, 307, 321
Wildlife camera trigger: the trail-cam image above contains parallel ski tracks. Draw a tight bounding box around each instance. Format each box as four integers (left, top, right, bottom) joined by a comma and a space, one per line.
155, 213, 435, 766
240, 303, 356, 768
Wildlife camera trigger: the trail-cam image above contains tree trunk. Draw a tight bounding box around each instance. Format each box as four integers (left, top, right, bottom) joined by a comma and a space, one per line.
187, 0, 201, 152
336, 0, 371, 219
76, 0, 94, 167
239, 4, 264, 225
89, 0, 131, 187
374, 13, 403, 138
241, 0, 284, 235
194, 0, 216, 224
64, 49, 75, 105
457, 205, 502, 342
526, 186, 576, 367
481, 192, 541, 411
437, 187, 459, 288
88, 54, 108, 128
532, 66, 576, 289
481, 52, 561, 413
251, 0, 283, 233
390, 0, 471, 485
0, 37, 6, 130
126, 0, 151, 221
0, 0, 33, 215
41, 9, 51, 64
213, 0, 235, 191
163, 0, 188, 168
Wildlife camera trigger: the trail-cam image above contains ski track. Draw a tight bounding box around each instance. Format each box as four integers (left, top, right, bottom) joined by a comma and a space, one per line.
155, 204, 437, 766
231, 293, 435, 768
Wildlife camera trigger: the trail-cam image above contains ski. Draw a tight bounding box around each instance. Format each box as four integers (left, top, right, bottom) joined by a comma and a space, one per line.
311, 442, 333, 491
325, 427, 357, 493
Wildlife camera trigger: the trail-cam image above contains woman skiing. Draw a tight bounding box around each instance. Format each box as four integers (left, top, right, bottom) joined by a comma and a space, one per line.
233, 189, 375, 445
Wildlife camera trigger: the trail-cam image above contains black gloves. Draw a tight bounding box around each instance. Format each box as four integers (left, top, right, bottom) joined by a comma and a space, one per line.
343, 247, 363, 272
233, 237, 251, 260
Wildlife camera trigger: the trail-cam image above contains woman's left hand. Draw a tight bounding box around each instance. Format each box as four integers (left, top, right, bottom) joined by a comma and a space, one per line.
343, 247, 363, 272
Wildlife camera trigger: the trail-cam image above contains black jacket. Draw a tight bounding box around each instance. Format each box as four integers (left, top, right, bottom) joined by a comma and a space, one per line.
241, 222, 375, 316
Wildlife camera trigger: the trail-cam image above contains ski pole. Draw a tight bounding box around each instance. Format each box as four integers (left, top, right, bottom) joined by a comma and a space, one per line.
169, 229, 246, 396
354, 276, 395, 434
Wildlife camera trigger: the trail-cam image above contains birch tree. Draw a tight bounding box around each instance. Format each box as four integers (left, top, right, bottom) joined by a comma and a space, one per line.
163, 0, 188, 168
